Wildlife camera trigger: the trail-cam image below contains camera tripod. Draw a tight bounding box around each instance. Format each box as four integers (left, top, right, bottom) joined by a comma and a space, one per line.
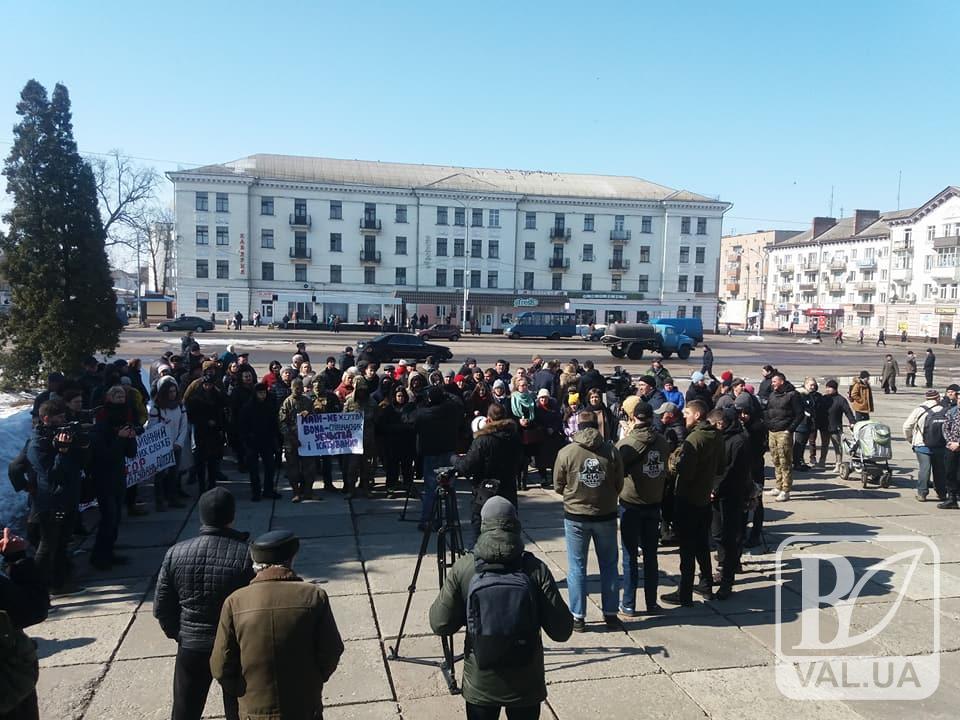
388, 469, 466, 694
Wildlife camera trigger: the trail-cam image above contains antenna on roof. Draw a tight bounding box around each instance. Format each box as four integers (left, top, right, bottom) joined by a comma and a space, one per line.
897, 170, 902, 210
828, 186, 834, 217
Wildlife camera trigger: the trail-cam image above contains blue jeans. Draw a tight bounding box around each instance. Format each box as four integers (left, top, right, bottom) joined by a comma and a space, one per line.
915, 447, 946, 498
420, 454, 448, 523
563, 517, 619, 618
619, 504, 661, 613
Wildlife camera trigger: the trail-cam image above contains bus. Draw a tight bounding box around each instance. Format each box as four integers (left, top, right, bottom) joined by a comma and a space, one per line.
504, 311, 577, 339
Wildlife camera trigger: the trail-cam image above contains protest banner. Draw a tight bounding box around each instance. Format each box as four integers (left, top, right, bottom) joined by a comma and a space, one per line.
296, 412, 364, 456
125, 422, 176, 487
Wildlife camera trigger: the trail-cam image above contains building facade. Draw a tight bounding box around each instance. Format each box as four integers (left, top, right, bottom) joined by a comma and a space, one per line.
167, 155, 731, 330
719, 230, 802, 325
762, 186, 960, 340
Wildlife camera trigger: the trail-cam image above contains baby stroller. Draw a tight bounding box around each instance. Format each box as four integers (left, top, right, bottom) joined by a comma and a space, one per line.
838, 420, 893, 488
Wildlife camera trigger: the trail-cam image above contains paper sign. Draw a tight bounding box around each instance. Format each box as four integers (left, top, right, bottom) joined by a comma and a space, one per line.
296, 412, 364, 456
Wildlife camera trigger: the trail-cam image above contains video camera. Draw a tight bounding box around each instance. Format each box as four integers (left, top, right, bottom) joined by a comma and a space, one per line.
39, 420, 92, 450
435, 466, 457, 489
605, 366, 634, 402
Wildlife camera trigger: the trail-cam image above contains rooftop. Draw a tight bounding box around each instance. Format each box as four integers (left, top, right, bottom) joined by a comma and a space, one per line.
774, 209, 916, 248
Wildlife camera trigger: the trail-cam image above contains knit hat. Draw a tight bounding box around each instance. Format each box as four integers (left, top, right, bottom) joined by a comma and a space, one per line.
926, 389, 941, 400
251, 530, 299, 564
454, 374, 465, 383
399, 359, 408, 367
948, 384, 960, 392
744, 384, 756, 394
471, 415, 488, 433
202, 360, 218, 372
537, 388, 551, 399
480, 495, 518, 523
638, 374, 657, 388
733, 393, 753, 411
691, 371, 705, 382
621, 395, 640, 418
567, 391, 580, 406
720, 370, 733, 382
859, 370, 870, 379
493, 379, 506, 390
198, 487, 236, 528
632, 399, 653, 419
825, 379, 839, 390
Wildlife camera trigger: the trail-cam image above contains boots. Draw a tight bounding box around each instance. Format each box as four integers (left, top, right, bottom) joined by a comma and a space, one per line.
937, 495, 958, 510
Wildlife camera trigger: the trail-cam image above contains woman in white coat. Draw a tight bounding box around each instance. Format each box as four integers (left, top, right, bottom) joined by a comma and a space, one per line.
147, 376, 191, 510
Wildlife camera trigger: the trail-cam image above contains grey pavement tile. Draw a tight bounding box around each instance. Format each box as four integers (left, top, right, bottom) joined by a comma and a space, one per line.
847, 599, 960, 655
542, 624, 660, 683
357, 513, 420, 535
299, 561, 370, 597
33, 612, 132, 668
115, 610, 177, 659
327, 594, 379, 641
886, 514, 960, 535
37, 662, 104, 720
373, 590, 437, 640
270, 513, 356, 538
732, 609, 890, 659
325, 701, 400, 719
385, 634, 463, 701
547, 674, 705, 720
366, 556, 422, 594
298, 536, 362, 563
324, 639, 394, 706
115, 517, 190, 548
48, 577, 151, 620
397, 694, 468, 719
75, 545, 169, 582
80, 656, 175, 720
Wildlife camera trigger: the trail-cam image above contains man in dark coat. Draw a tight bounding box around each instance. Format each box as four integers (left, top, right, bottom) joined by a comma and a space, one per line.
764, 373, 801, 502
531, 360, 559, 399
240, 384, 281, 501
337, 346, 355, 372
709, 407, 753, 599
924, 348, 937, 388
185, 373, 228, 494
407, 386, 464, 529
154, 488, 254, 720
576, 360, 605, 397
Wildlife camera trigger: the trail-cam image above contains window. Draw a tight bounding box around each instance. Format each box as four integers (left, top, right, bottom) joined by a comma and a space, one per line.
363, 202, 376, 225
696, 217, 707, 235
364, 267, 376, 285
454, 207, 465, 227
437, 206, 448, 225
678, 275, 688, 292
196, 292, 209, 311
261, 262, 274, 281
695, 247, 706, 264
641, 216, 652, 233
395, 205, 408, 223
692, 306, 702, 319
471, 238, 482, 258
195, 192, 208, 211
472, 208, 483, 227
488, 240, 499, 258
614, 215, 625, 232
295, 264, 307, 283
524, 242, 536, 260
552, 274, 563, 290
330, 265, 341, 283
489, 209, 500, 228
294, 231, 307, 251
196, 259, 208, 278
260, 229, 274, 248
454, 238, 465, 257
638, 275, 649, 292
436, 269, 447, 287
611, 276, 622, 291
694, 275, 704, 292
329, 201, 342, 220
679, 246, 690, 263
454, 269, 464, 287
583, 244, 594, 261
436, 237, 448, 256
928, 225, 935, 241
523, 272, 534, 290
487, 271, 498, 289
196, 225, 209, 245
396, 267, 407, 285
395, 236, 407, 255
216, 193, 229, 213
216, 293, 229, 312
293, 199, 307, 220
680, 216, 691, 234
470, 270, 481, 288
582, 274, 592, 291
639, 245, 651, 263
677, 305, 686, 318
261, 197, 274, 215
216, 226, 229, 245
584, 214, 595, 232
216, 260, 229, 279
525, 212, 536, 229
329, 233, 342, 252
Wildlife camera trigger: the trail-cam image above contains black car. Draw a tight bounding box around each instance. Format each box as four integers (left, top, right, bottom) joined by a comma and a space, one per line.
356, 333, 453, 363
156, 316, 215, 333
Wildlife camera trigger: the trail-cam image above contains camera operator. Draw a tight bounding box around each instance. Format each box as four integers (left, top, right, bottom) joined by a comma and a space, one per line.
89, 386, 140, 571
25, 399, 88, 594
406, 385, 464, 531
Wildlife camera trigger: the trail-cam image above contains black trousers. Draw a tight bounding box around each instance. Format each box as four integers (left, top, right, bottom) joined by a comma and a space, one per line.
905, 372, 916, 387
193, 445, 222, 494
92, 487, 124, 566
34, 509, 76, 588
675, 498, 712, 602
925, 369, 935, 388
246, 446, 276, 498
0, 690, 38, 720
173, 645, 239, 720
792, 429, 811, 466
465, 702, 540, 720
711, 496, 744, 586
944, 449, 960, 497
619, 503, 661, 611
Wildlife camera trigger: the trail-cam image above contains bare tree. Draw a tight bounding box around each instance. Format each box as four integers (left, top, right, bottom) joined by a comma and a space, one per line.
90, 149, 160, 248
137, 207, 175, 294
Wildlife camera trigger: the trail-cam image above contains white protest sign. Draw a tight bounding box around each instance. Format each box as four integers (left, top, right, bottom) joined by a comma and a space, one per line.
296, 412, 364, 456
125, 422, 176, 487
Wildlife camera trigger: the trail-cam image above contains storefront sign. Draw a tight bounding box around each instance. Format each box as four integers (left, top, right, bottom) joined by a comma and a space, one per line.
297, 412, 364, 456
568, 292, 646, 301
239, 233, 246, 275
935, 307, 957, 316
513, 297, 539, 307
125, 423, 176, 487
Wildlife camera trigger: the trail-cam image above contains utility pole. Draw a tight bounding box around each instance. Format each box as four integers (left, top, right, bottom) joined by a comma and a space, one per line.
135, 230, 143, 326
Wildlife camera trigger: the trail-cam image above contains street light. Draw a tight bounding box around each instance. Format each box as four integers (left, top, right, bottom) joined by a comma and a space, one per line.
738, 246, 768, 335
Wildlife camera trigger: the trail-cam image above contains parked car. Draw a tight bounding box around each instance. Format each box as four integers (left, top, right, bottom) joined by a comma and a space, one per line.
416, 323, 461, 341
356, 333, 453, 363
156, 316, 215, 333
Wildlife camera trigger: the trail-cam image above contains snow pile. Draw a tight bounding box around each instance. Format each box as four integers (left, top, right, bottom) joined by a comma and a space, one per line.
0, 393, 33, 530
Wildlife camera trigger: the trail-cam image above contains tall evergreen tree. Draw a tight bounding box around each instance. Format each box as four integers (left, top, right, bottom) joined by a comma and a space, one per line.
0, 80, 120, 387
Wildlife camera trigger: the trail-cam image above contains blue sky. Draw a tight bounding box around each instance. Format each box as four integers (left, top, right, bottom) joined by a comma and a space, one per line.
2, 0, 958, 237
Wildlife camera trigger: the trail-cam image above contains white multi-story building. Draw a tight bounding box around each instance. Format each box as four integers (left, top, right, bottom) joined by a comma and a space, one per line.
764, 186, 960, 340
167, 155, 731, 330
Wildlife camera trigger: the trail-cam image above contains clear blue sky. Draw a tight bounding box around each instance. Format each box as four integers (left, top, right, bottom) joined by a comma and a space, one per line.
2, 0, 958, 236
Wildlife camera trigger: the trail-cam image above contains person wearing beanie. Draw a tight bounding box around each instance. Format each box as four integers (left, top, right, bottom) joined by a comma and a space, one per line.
636, 375, 667, 413
429, 495, 573, 717
763, 373, 801, 502
277, 378, 317, 502
184, 371, 227, 495
649, 358, 673, 391
903, 390, 948, 502
154, 487, 253, 720
848, 370, 874, 421
685, 371, 714, 410
924, 347, 937, 388
211, 530, 344, 720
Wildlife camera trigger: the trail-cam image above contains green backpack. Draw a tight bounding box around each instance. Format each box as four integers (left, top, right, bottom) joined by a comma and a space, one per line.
0, 609, 39, 713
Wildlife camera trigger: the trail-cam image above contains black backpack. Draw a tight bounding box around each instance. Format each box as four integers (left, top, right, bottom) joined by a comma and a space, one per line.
920, 405, 948, 449
466, 553, 540, 670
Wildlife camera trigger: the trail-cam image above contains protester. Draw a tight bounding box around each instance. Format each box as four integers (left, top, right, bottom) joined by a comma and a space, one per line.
903, 390, 947, 502
240, 383, 281, 501
905, 350, 918, 387
407, 385, 463, 530
848, 370, 874, 421
941, 402, 960, 509
146, 377, 190, 511
764, 373, 800, 502
816, 379, 855, 471
278, 378, 316, 503
709, 407, 752, 599
924, 348, 937, 388
185, 371, 227, 495
880, 354, 899, 394
792, 377, 819, 472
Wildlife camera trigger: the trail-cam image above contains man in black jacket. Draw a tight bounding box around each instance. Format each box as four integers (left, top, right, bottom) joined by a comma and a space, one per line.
532, 359, 559, 398
407, 386, 464, 530
757, 365, 777, 406
709, 408, 753, 599
240, 384, 281, 502
576, 360, 604, 397
154, 488, 253, 720
738, 394, 768, 548
816, 379, 855, 471
924, 348, 937, 388
764, 374, 801, 502
337, 346, 355, 372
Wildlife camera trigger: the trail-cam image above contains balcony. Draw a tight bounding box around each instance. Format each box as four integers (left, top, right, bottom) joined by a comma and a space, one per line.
827, 283, 844, 293
798, 282, 817, 291
548, 257, 570, 270
930, 264, 960, 281
726, 253, 742, 264
359, 250, 382, 264
932, 234, 960, 249
725, 282, 740, 294
855, 281, 876, 292
857, 258, 878, 270
289, 246, 312, 260
360, 219, 382, 233
778, 266, 794, 276
854, 303, 875, 314
829, 259, 848, 271
550, 227, 572, 241
892, 239, 911, 252
609, 229, 631, 243
891, 267, 913, 282
778, 283, 794, 293
289, 213, 311, 228
608, 258, 631, 271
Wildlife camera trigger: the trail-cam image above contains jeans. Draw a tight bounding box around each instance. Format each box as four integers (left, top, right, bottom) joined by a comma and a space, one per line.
619, 504, 660, 612
172, 645, 239, 720
915, 448, 946, 498
247, 446, 276, 498
675, 498, 712, 602
421, 454, 448, 523
34, 509, 76, 588
906, 372, 916, 387
92, 488, 124, 566
465, 702, 541, 720
944, 449, 960, 497
563, 517, 619, 617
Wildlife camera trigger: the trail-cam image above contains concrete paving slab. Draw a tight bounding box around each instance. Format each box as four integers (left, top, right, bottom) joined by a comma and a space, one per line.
547, 673, 706, 720
732, 609, 889, 659
887, 514, 960, 535
327, 594, 379, 641
366, 557, 422, 594
48, 577, 151, 620
542, 625, 659, 682
299, 560, 370, 597
397, 694, 469, 719
33, 612, 132, 667
74, 545, 169, 582
847, 599, 960, 655
386, 633, 464, 700
81, 656, 175, 719
324, 701, 401, 719
270, 513, 356, 538
374, 590, 437, 640
36, 662, 104, 720
324, 639, 394, 706
115, 610, 177, 659
115, 517, 190, 548
357, 513, 423, 535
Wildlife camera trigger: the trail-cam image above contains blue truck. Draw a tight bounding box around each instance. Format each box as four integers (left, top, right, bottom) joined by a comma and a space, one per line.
601, 322, 697, 360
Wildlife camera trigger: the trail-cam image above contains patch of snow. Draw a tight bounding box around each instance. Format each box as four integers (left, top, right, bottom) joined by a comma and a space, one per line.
0, 393, 33, 531
746, 335, 767, 342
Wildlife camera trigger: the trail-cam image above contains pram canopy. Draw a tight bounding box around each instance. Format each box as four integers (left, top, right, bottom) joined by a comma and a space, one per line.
851, 420, 893, 460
